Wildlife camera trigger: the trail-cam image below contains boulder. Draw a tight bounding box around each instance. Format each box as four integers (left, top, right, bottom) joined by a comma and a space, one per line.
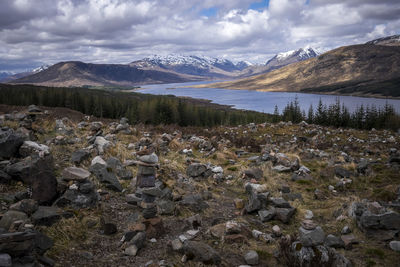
325, 234, 345, 248
0, 231, 36, 257
32, 206, 71, 226
243, 168, 263, 180
389, 240, 400, 252
71, 149, 90, 164
299, 226, 325, 247
244, 250, 259, 265
187, 163, 210, 179
0, 211, 28, 231
62, 167, 91, 182
19, 141, 49, 157
335, 167, 352, 178
182, 241, 221, 265
0, 128, 25, 159
94, 136, 112, 154
258, 208, 276, 222
6, 155, 58, 204
9, 199, 38, 215
54, 181, 99, 209
0, 253, 11, 267
275, 207, 296, 224
89, 163, 123, 192
138, 153, 158, 164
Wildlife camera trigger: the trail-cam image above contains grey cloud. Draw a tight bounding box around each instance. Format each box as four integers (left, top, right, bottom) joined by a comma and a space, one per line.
0, 0, 399, 72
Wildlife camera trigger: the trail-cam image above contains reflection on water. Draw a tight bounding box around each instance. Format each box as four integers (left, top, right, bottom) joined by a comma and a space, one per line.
135, 81, 400, 114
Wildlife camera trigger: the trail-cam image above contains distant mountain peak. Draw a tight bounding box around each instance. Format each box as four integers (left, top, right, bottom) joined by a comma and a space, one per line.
366, 34, 400, 46
265, 47, 319, 71
130, 54, 252, 76
274, 47, 319, 62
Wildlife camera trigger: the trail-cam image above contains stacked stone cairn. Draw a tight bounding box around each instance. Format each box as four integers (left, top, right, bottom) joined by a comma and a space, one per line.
136, 150, 159, 219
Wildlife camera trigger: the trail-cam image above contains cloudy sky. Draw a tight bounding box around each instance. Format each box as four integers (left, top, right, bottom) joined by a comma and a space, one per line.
1, 0, 399, 72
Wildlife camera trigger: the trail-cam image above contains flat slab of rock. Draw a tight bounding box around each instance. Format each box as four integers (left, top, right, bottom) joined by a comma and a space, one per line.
32, 206, 72, 226
62, 167, 91, 182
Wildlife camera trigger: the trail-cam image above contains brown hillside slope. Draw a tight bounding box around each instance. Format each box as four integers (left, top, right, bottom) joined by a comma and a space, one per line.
198, 44, 400, 97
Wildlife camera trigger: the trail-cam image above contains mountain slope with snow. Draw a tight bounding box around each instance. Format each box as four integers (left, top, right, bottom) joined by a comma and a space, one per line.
130, 54, 249, 78
265, 47, 319, 71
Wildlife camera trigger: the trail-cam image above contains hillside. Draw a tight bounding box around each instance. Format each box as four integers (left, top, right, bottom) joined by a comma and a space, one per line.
10, 61, 200, 87
0, 103, 399, 266
196, 44, 400, 98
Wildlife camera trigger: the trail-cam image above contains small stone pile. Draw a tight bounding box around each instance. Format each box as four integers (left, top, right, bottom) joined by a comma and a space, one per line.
136, 150, 159, 219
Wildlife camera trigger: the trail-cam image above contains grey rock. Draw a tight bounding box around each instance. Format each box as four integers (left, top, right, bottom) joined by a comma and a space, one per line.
124, 245, 138, 256
0, 253, 12, 267
0, 231, 36, 257
243, 168, 263, 180
34, 231, 54, 255
0, 128, 25, 159
94, 136, 111, 154
359, 210, 400, 231
54, 183, 98, 209
138, 153, 159, 164
28, 105, 42, 113
180, 194, 209, 212
272, 165, 292, 173
0, 170, 11, 182
71, 149, 90, 164
270, 198, 291, 208
357, 159, 369, 174
258, 208, 276, 222
157, 200, 175, 215
244, 250, 259, 265
141, 187, 163, 197
341, 226, 351, 235
275, 207, 296, 223
0, 211, 28, 231
32, 206, 71, 226
89, 163, 122, 192
126, 194, 142, 205
187, 163, 208, 178
62, 167, 90, 182
182, 241, 221, 265
19, 141, 49, 157
335, 167, 352, 178
171, 239, 183, 251
389, 240, 400, 252
130, 232, 146, 249
299, 226, 325, 247
325, 234, 345, 248
143, 206, 157, 219
9, 199, 38, 215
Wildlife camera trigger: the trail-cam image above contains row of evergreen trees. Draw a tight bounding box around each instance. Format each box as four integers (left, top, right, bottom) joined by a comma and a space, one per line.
1, 84, 398, 130
274, 97, 400, 130
0, 84, 270, 127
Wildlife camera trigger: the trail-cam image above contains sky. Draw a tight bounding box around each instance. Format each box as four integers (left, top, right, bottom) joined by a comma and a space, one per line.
0, 0, 399, 72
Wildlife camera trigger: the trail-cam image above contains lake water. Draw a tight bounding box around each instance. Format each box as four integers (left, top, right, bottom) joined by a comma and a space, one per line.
135, 81, 400, 114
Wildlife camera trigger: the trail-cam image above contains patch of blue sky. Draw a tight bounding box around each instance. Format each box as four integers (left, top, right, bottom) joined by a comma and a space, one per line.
249, 0, 269, 11
200, 7, 218, 17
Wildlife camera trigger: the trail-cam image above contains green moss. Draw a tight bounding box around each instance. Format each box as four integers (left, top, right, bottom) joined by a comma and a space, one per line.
366, 259, 376, 267
255, 249, 271, 260
227, 166, 238, 171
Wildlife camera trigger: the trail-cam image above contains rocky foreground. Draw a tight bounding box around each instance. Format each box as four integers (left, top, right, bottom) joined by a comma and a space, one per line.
0, 104, 399, 267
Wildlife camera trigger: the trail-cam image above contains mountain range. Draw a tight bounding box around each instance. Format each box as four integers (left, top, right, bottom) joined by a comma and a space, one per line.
197, 36, 400, 98
3, 48, 318, 87
2, 35, 400, 98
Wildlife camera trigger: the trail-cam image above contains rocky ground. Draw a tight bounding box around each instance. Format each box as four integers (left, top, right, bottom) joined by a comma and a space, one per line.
0, 104, 399, 267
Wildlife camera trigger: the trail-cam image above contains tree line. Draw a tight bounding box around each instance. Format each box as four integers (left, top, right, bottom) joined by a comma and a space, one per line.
0, 84, 271, 127
274, 96, 400, 131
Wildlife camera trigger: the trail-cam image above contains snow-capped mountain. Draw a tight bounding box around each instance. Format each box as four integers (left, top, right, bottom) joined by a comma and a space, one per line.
32, 64, 50, 73
265, 47, 319, 71
0, 64, 50, 82
130, 54, 250, 77
366, 34, 400, 46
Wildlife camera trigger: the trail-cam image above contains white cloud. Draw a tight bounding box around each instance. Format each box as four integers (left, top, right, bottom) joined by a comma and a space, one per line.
0, 0, 399, 71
